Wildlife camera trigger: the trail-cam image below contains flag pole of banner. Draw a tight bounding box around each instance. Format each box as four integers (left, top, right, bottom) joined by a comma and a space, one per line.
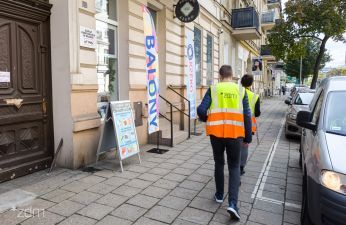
186, 30, 197, 119
142, 5, 159, 134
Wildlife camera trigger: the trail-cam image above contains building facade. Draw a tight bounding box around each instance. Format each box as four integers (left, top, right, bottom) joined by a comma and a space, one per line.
0, 0, 281, 181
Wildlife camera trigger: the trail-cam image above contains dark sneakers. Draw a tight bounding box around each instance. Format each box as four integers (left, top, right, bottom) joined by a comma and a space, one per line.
227, 202, 240, 220
214, 192, 223, 203
240, 166, 245, 175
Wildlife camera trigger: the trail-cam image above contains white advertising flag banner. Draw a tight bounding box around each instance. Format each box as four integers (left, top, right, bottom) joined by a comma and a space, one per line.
186, 30, 197, 119
143, 6, 160, 134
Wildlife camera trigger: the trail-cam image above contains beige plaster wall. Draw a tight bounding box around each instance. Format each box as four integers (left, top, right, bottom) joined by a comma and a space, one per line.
50, 0, 278, 168
50, 0, 100, 169
50, 0, 74, 167
127, 0, 224, 144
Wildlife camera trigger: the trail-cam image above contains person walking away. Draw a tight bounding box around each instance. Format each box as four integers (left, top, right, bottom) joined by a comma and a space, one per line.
240, 74, 261, 175
281, 85, 286, 95
197, 65, 252, 221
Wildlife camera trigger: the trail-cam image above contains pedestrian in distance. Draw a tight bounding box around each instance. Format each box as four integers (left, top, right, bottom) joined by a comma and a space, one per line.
281, 85, 286, 96
240, 74, 261, 176
197, 65, 252, 221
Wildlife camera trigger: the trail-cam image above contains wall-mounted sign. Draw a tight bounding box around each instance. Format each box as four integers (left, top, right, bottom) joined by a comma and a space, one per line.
175, 0, 200, 23
0, 71, 10, 83
80, 26, 97, 49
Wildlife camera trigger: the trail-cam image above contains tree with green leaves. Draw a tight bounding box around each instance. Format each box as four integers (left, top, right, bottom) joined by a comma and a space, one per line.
283, 39, 331, 82
268, 0, 346, 89
326, 67, 346, 77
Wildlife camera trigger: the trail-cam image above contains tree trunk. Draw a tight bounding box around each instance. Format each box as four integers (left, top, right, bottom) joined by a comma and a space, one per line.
310, 36, 329, 89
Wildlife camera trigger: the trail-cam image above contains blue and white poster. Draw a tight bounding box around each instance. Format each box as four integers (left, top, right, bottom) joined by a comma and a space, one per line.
111, 101, 140, 160
186, 30, 197, 119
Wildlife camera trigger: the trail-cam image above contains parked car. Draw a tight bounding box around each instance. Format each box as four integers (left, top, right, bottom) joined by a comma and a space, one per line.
285, 89, 315, 138
290, 84, 308, 97
297, 77, 346, 225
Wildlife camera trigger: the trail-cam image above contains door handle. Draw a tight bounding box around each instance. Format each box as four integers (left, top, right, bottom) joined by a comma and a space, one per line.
42, 98, 47, 114
3, 98, 23, 109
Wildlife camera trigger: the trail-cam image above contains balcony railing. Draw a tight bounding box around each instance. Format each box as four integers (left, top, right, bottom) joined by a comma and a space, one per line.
261, 11, 275, 24
267, 0, 280, 9
260, 45, 272, 56
261, 45, 276, 61
275, 19, 284, 25
231, 7, 259, 30
267, 0, 280, 4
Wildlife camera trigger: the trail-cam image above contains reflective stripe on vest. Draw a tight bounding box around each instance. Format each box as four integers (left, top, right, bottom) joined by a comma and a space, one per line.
206, 120, 244, 127
245, 89, 259, 133
206, 82, 245, 138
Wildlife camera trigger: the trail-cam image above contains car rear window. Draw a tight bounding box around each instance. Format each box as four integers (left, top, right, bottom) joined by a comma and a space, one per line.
325, 91, 346, 136
294, 93, 314, 105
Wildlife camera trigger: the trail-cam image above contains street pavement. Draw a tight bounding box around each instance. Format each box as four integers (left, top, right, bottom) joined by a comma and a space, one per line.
0, 97, 302, 225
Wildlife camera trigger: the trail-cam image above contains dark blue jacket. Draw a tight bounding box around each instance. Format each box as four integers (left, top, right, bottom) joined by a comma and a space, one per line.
197, 88, 252, 143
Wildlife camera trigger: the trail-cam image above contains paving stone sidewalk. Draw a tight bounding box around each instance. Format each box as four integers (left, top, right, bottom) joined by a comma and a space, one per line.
0, 97, 302, 225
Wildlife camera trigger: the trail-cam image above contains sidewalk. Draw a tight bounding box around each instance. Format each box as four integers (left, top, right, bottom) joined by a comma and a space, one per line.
0, 97, 302, 225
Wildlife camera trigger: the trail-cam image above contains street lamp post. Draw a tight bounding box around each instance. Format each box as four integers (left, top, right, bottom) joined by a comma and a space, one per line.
300, 56, 303, 84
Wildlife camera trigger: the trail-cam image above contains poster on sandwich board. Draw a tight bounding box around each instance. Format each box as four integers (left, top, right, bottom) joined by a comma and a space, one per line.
96, 101, 141, 172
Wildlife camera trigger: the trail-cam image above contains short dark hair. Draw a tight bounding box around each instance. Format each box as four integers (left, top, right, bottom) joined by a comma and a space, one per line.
219, 65, 233, 79
241, 74, 254, 87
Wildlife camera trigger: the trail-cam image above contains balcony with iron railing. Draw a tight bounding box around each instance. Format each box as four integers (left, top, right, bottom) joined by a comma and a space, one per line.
261, 10, 276, 30
231, 7, 261, 40
260, 45, 276, 61
267, 0, 280, 9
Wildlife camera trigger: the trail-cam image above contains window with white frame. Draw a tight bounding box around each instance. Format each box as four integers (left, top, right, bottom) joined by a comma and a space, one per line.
96, 0, 118, 102
206, 34, 213, 85
194, 27, 202, 86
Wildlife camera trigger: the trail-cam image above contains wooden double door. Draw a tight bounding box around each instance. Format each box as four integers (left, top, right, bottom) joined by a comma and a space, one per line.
0, 0, 53, 182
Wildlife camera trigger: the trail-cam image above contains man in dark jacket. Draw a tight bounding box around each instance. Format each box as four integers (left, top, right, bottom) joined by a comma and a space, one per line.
197, 65, 252, 221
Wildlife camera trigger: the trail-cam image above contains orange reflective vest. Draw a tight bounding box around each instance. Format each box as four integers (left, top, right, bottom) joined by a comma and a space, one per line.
206, 82, 245, 138
245, 89, 259, 133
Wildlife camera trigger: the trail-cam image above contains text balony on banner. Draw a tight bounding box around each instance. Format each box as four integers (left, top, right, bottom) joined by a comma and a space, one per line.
142, 5, 160, 134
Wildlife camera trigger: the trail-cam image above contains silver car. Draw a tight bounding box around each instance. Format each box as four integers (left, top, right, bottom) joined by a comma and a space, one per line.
285, 89, 315, 138
297, 77, 346, 225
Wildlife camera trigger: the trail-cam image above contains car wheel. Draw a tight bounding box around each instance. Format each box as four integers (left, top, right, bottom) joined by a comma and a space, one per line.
285, 126, 290, 139
301, 172, 313, 225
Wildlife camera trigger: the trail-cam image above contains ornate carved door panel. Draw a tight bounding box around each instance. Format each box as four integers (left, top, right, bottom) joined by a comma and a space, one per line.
0, 0, 53, 182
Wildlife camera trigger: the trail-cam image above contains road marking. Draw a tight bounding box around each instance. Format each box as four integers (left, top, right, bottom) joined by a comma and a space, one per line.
251, 119, 285, 199
257, 196, 301, 209
257, 119, 285, 198
251, 118, 302, 209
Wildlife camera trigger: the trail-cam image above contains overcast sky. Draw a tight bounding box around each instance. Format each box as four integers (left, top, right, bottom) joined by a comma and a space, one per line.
281, 0, 346, 68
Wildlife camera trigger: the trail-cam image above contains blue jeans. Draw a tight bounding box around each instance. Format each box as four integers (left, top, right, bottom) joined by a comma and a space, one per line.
240, 143, 249, 167
210, 136, 241, 204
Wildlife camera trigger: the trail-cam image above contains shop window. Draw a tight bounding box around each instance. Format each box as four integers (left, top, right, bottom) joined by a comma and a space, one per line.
194, 27, 202, 86
206, 34, 213, 85
96, 0, 118, 106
